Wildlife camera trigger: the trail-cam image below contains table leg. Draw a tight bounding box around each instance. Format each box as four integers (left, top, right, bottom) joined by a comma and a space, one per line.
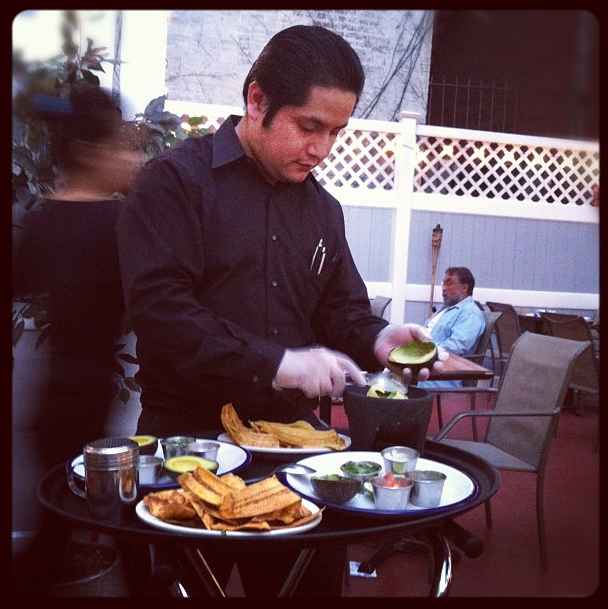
173, 547, 317, 597
178, 547, 227, 597
278, 548, 317, 596
424, 531, 453, 597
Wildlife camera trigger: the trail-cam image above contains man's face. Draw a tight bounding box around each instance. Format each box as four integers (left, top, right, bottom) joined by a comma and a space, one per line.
442, 273, 468, 307
251, 85, 356, 184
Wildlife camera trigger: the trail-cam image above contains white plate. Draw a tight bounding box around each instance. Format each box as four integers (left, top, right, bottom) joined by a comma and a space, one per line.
217, 432, 351, 459
68, 440, 251, 490
136, 497, 322, 537
281, 451, 476, 519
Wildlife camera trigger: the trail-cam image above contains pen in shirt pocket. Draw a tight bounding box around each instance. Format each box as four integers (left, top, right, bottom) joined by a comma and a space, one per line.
310, 238, 324, 273
317, 246, 326, 274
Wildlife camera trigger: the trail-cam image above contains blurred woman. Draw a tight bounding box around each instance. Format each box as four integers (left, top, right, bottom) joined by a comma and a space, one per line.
14, 86, 145, 468
12, 86, 145, 595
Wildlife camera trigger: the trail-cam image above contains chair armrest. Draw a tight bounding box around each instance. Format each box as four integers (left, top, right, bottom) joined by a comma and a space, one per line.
433, 407, 561, 442
429, 387, 498, 396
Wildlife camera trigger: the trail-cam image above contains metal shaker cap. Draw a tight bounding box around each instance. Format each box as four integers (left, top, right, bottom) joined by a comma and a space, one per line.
83, 437, 139, 471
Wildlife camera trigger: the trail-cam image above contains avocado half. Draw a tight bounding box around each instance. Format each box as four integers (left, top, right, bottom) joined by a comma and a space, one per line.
387, 340, 438, 374
129, 435, 159, 455
163, 455, 219, 481
366, 384, 407, 399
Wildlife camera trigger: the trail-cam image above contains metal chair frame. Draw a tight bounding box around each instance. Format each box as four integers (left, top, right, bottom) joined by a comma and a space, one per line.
433, 331, 589, 568
370, 295, 392, 319
485, 301, 523, 378
434, 309, 503, 441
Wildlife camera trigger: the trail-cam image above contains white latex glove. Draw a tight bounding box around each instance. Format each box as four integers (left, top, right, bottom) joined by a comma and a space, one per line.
373, 323, 445, 383
272, 347, 366, 399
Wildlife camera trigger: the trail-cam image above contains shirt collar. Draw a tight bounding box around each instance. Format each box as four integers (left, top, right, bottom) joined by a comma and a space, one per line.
211, 114, 322, 194
211, 115, 247, 169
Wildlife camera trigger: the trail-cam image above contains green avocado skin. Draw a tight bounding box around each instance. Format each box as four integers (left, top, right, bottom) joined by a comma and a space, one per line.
130, 435, 159, 455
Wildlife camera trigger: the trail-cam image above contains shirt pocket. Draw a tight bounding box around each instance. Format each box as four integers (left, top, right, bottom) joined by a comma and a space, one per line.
307, 248, 340, 294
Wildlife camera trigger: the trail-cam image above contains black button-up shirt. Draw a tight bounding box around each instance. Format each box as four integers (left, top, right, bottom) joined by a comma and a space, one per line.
116, 116, 387, 430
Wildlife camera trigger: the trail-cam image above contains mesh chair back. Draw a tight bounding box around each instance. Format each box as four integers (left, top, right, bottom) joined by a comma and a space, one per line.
541, 313, 599, 393
487, 332, 588, 467
467, 310, 502, 371
370, 295, 392, 319
486, 301, 523, 358
479, 309, 501, 356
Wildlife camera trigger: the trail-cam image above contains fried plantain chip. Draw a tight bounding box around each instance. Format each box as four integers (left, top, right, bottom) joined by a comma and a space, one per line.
252, 421, 346, 450
143, 489, 198, 521
143, 466, 322, 533
250, 500, 303, 524
221, 404, 280, 448
219, 472, 247, 491
268, 505, 324, 529
205, 515, 272, 531
178, 467, 235, 506
219, 475, 301, 520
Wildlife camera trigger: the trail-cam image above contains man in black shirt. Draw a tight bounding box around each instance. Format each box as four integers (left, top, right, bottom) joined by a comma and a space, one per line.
117, 24, 441, 597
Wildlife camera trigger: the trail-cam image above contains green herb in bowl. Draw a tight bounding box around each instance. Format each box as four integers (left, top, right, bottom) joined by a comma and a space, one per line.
340, 460, 382, 484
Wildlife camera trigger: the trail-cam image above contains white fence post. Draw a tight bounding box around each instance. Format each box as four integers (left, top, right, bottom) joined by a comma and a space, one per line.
390, 111, 420, 324
117, 10, 171, 120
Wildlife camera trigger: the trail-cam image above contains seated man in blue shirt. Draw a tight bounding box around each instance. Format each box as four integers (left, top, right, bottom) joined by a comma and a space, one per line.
418, 266, 485, 389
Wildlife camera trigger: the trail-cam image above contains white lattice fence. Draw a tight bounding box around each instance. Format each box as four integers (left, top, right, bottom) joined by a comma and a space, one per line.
314, 128, 398, 190
165, 101, 599, 210
415, 134, 599, 207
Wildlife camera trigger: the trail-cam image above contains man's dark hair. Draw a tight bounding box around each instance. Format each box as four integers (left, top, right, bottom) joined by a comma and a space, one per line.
445, 266, 476, 295
242, 25, 365, 127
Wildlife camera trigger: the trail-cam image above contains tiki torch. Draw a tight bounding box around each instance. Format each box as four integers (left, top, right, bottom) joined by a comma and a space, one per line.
429, 224, 443, 317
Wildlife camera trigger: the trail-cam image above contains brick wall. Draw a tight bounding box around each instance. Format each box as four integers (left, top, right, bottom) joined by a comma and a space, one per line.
164, 9, 434, 122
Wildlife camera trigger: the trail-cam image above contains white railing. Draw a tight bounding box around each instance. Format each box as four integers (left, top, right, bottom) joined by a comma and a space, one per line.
165, 100, 599, 323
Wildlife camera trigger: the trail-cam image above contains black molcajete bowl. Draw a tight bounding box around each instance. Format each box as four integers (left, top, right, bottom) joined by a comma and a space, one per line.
343, 384, 433, 454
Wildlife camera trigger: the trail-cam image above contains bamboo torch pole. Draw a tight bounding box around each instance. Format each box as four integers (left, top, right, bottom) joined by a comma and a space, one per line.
429, 224, 443, 317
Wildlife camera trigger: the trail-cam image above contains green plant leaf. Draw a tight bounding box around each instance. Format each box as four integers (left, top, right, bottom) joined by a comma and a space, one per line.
118, 353, 138, 365
113, 360, 126, 377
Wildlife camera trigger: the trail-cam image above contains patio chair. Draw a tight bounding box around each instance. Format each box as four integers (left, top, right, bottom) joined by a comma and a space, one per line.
434, 309, 502, 440
370, 295, 392, 319
541, 312, 599, 423
590, 308, 600, 359
432, 331, 589, 568
485, 301, 523, 378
